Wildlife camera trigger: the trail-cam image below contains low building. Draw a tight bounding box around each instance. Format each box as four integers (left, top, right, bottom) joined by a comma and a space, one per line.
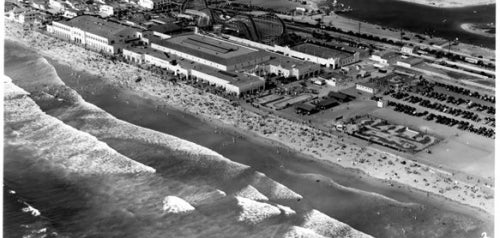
47, 15, 141, 54
31, 0, 48, 10
370, 50, 399, 65
328, 91, 353, 102
6, 7, 39, 26
19, 10, 39, 25
99, 4, 114, 17
138, 0, 168, 9
356, 82, 377, 94
396, 56, 424, 68
190, 66, 265, 96
296, 103, 317, 115
149, 23, 183, 39
48, 0, 65, 11
62, 9, 82, 19
264, 55, 321, 80
401, 45, 416, 55
291, 43, 360, 68
325, 79, 336, 87
377, 100, 385, 108
310, 77, 325, 85
357, 70, 370, 78
316, 98, 339, 110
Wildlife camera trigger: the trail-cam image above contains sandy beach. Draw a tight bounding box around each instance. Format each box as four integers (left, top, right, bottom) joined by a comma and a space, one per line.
5, 22, 493, 216
395, 0, 495, 8
460, 23, 495, 38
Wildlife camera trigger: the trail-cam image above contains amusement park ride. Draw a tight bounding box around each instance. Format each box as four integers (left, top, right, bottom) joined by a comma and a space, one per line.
180, 0, 287, 44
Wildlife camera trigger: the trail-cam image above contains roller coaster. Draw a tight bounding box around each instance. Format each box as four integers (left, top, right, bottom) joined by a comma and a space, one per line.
181, 0, 286, 44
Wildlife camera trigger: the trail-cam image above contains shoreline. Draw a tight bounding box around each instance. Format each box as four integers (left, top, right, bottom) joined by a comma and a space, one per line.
4, 22, 494, 217
460, 23, 495, 38
388, 0, 495, 8
46, 58, 493, 225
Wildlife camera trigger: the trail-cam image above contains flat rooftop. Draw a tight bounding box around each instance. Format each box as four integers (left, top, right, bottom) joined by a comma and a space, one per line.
124, 44, 263, 88
374, 50, 400, 59
292, 43, 351, 59
398, 56, 424, 65
192, 63, 264, 88
63, 15, 137, 41
152, 33, 269, 66
357, 82, 377, 88
268, 54, 320, 71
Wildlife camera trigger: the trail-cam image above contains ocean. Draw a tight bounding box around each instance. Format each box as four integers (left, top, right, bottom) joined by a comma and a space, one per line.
3, 41, 493, 238
332, 0, 495, 48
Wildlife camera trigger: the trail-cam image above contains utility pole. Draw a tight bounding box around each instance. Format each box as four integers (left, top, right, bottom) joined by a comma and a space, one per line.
448, 39, 451, 54
357, 22, 361, 46
400, 29, 403, 45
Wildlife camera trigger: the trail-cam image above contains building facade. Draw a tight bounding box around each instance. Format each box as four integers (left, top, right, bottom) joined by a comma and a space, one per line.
47, 16, 140, 54
355, 83, 377, 94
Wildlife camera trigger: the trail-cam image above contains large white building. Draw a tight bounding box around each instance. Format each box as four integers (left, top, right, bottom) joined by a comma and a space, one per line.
123, 45, 264, 96
263, 55, 321, 80
223, 35, 361, 69
150, 33, 271, 71
47, 16, 141, 54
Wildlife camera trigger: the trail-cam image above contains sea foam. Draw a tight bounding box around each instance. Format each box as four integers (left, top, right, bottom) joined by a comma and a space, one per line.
235, 196, 281, 225
302, 210, 373, 238
4, 76, 155, 175
162, 196, 195, 214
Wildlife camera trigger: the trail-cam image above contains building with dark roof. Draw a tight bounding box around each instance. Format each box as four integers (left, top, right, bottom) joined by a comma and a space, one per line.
292, 43, 361, 67
150, 33, 271, 71
48, 15, 141, 54
396, 56, 424, 68
316, 98, 339, 110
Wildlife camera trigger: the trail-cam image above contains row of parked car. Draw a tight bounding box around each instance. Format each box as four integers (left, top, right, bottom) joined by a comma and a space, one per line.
433, 81, 495, 104
386, 100, 494, 138
387, 101, 428, 117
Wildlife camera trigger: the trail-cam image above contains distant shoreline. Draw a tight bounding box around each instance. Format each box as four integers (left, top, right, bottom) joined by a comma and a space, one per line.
394, 0, 495, 8
460, 23, 495, 38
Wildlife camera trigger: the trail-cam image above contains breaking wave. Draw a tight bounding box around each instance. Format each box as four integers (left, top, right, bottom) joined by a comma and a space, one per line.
4, 77, 155, 175
3, 47, 373, 237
